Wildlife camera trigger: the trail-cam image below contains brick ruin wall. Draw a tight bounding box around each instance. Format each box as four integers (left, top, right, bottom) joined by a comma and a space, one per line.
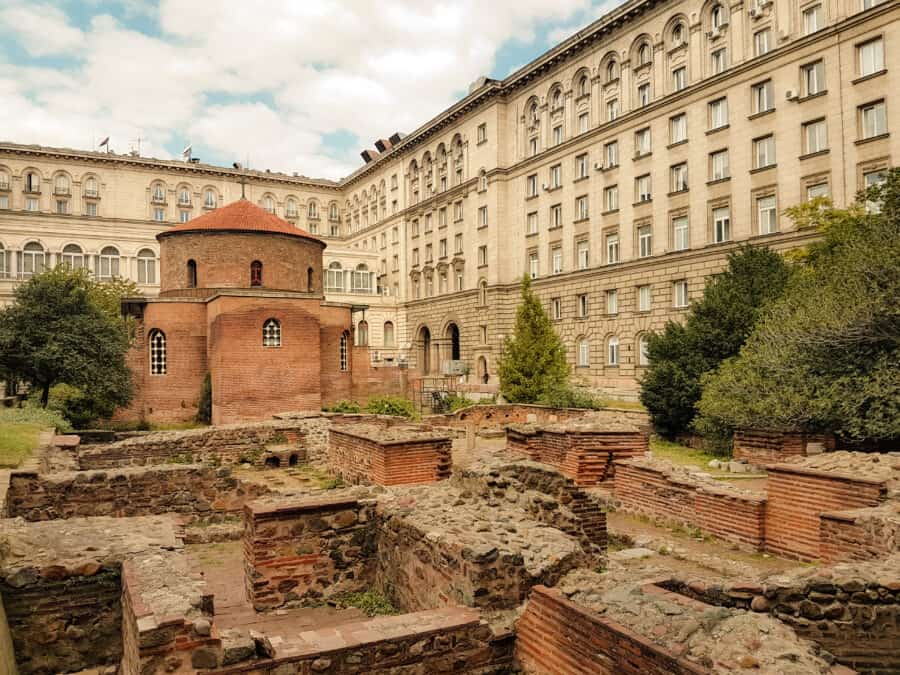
515, 585, 707, 675
506, 426, 649, 486
765, 464, 888, 561
613, 459, 768, 551
733, 430, 836, 466
819, 506, 900, 564
243, 498, 378, 611
425, 404, 650, 433
326, 427, 452, 486
5, 464, 269, 523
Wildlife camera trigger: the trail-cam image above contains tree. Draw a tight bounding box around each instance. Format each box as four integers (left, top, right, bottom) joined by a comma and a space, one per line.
696, 171, 900, 444
639, 245, 791, 438
498, 275, 570, 403
0, 267, 134, 417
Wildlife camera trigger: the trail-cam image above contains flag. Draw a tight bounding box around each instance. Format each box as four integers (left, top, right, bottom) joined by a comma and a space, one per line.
98, 137, 109, 147
182, 144, 192, 160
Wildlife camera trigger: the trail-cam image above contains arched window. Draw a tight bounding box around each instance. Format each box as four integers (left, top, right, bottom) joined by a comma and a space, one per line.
21, 242, 45, 277
61, 244, 84, 270
177, 187, 191, 206
24, 172, 40, 193
97, 245, 119, 279
262, 318, 281, 347
325, 261, 343, 292
357, 320, 369, 346
308, 201, 319, 219
54, 174, 70, 195
672, 22, 685, 45
340, 331, 349, 371
529, 101, 539, 124
638, 334, 650, 366
577, 338, 590, 367
638, 43, 652, 65
711, 4, 726, 28
383, 321, 395, 347
307, 267, 315, 292
351, 263, 371, 293
479, 170, 488, 191
608, 336, 620, 366
204, 188, 217, 208
187, 259, 197, 288
0, 242, 7, 278
551, 88, 562, 108
137, 248, 156, 284
84, 176, 99, 198
285, 198, 298, 218
149, 329, 166, 375
578, 75, 590, 96
262, 196, 275, 214
329, 203, 339, 220
0, 169, 10, 190
479, 280, 487, 306
250, 260, 263, 286
606, 60, 618, 82
151, 183, 165, 203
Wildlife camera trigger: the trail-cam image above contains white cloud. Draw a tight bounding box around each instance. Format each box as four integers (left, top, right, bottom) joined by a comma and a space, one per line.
0, 0, 603, 179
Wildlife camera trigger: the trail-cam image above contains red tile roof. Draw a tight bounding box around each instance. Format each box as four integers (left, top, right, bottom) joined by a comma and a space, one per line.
157, 198, 323, 243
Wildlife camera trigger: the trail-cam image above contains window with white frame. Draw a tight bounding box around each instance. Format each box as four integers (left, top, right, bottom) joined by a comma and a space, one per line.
438, 208, 447, 227
550, 164, 562, 188
577, 294, 589, 318
149, 329, 166, 375
713, 205, 731, 242
606, 232, 619, 264
478, 206, 488, 227
859, 101, 886, 138
711, 48, 727, 74
637, 83, 651, 107
0, 195, 7, 210
85, 202, 98, 217
637, 224, 652, 258
673, 215, 689, 251
97, 246, 120, 279
21, 242, 45, 277
710, 150, 729, 180
527, 211, 538, 235
863, 169, 887, 212
151, 183, 165, 203
178, 188, 191, 206
552, 245, 563, 274
576, 240, 589, 270
340, 332, 349, 371
454, 233, 463, 254
672, 67, 686, 92
83, 177, 98, 198
606, 289, 618, 314
673, 279, 689, 307
137, 249, 156, 284
529, 137, 538, 156
638, 43, 652, 65
204, 189, 216, 208
670, 114, 687, 144
807, 182, 830, 200
709, 98, 728, 129
61, 244, 84, 270
439, 238, 447, 258
638, 334, 650, 366
577, 338, 590, 367
454, 201, 463, 221
477, 123, 487, 143
858, 38, 883, 76
802, 60, 825, 96
263, 318, 282, 347
179, 210, 190, 223
607, 336, 620, 366
576, 195, 589, 220
757, 195, 778, 234
548, 204, 561, 228
26, 198, 38, 212
263, 196, 275, 213
526, 174, 538, 197
802, 4, 822, 35
56, 199, 68, 215
607, 99, 619, 121
754, 135, 776, 168
863, 0, 885, 9
528, 252, 539, 279
635, 175, 652, 202
605, 140, 619, 167
575, 154, 589, 179
578, 112, 589, 134
712, 4, 727, 28
635, 127, 651, 156
604, 185, 619, 212
752, 80, 774, 114
754, 28, 772, 56
325, 262, 344, 292
308, 201, 319, 218
638, 284, 652, 311
803, 119, 828, 154
671, 163, 688, 192
478, 245, 487, 266
552, 125, 563, 146
551, 298, 562, 320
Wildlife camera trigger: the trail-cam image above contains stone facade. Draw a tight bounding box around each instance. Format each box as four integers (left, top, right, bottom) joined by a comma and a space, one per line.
819, 504, 900, 564
2, 1, 896, 397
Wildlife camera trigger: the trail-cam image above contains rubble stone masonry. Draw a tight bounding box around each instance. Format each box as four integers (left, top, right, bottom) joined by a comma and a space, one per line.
819, 505, 900, 564
733, 430, 836, 466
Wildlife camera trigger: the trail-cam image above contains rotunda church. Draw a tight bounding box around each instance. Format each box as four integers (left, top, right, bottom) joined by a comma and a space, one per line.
121, 198, 379, 424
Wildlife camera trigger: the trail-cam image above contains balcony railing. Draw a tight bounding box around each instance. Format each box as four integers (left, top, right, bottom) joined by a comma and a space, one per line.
84, 189, 99, 198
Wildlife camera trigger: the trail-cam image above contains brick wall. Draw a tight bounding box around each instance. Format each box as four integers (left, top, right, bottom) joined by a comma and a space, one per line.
426, 404, 650, 432
327, 426, 452, 486
819, 506, 900, 564
318, 304, 355, 406
349, 345, 409, 403
5, 465, 268, 522
515, 585, 707, 675
733, 430, 835, 465
765, 465, 888, 561
614, 460, 767, 551
243, 497, 378, 611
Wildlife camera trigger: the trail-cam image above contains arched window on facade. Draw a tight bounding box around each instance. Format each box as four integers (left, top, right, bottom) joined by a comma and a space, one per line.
577, 338, 590, 367
149, 329, 166, 375
326, 262, 343, 292
187, 259, 197, 288
151, 182, 165, 203
578, 74, 590, 96
262, 196, 275, 214
308, 201, 319, 219
357, 320, 369, 346
137, 249, 156, 284
61, 244, 85, 270
383, 321, 395, 347
204, 188, 217, 208
22, 242, 46, 278
84, 176, 99, 198
606, 60, 618, 82
285, 198, 298, 218
307, 267, 315, 292
262, 318, 281, 347
351, 263, 371, 293
250, 260, 263, 287
478, 280, 488, 306
54, 174, 70, 195
340, 331, 350, 371
98, 245, 120, 280
608, 336, 620, 366
638, 334, 650, 366
177, 187, 191, 206
638, 43, 652, 65
672, 22, 685, 45
24, 172, 40, 193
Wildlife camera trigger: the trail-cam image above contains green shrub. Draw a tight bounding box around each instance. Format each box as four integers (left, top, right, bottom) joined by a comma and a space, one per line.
195, 373, 212, 425
45, 383, 118, 429
323, 400, 362, 413
364, 396, 417, 419
0, 403, 70, 432
445, 394, 477, 412
538, 384, 606, 410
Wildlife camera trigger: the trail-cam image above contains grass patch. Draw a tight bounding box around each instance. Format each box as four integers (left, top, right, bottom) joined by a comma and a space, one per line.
0, 406, 69, 468
290, 465, 344, 490
333, 590, 399, 617
649, 437, 725, 473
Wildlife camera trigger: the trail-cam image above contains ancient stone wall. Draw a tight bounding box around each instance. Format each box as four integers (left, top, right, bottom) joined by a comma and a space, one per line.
5, 465, 268, 522
733, 430, 835, 466
425, 404, 649, 432
819, 505, 900, 564
614, 458, 767, 550
326, 426, 452, 486
515, 585, 707, 675
243, 497, 378, 611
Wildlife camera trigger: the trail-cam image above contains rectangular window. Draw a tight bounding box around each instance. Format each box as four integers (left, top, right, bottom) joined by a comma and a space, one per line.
477, 123, 487, 143
578, 112, 589, 134
713, 205, 731, 243
438, 208, 447, 227
807, 182, 829, 200
863, 0, 885, 8
637, 224, 652, 258
412, 248, 419, 266
575, 153, 589, 179
803, 119, 828, 154
710, 150, 729, 180
553, 125, 563, 146
754, 28, 772, 56
754, 135, 776, 168
26, 198, 39, 212
576, 195, 589, 220
439, 238, 447, 258
550, 164, 562, 188
153, 207, 165, 222
425, 244, 433, 262
752, 80, 774, 114
803, 4, 822, 35
670, 114, 687, 144
552, 246, 563, 274
527, 174, 538, 197
673, 215, 689, 251
56, 200, 67, 215
179, 210, 190, 223
637, 83, 651, 107
478, 245, 488, 266
605, 140, 619, 167
859, 101, 886, 139
529, 252, 539, 279
858, 38, 884, 76
672, 67, 686, 91
638, 284, 652, 311
606, 289, 618, 315
411, 219, 419, 237
802, 60, 825, 96
635, 127, 651, 156
635, 175, 652, 203
529, 137, 538, 156
0, 196, 8, 210
711, 48, 727, 74
863, 169, 886, 212
551, 298, 562, 320
757, 195, 778, 234
709, 97, 728, 129
425, 214, 433, 232
606, 233, 620, 264
478, 206, 488, 227
550, 204, 563, 228
604, 185, 619, 212
674, 280, 689, 307
671, 163, 688, 192
576, 240, 589, 270
453, 201, 463, 221
578, 294, 589, 318
527, 211, 538, 235
607, 99, 619, 121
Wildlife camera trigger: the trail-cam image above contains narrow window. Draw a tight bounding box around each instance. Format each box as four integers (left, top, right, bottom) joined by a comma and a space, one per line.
250, 260, 263, 286
307, 267, 314, 292
383, 321, 395, 347
263, 318, 281, 347
607, 337, 620, 366
340, 332, 349, 371
187, 259, 197, 288
149, 329, 167, 375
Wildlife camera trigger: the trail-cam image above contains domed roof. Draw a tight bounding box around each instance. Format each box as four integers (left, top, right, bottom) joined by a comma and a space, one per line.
157, 198, 323, 244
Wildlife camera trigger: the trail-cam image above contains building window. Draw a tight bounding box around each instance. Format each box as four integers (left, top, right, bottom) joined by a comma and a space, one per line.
204, 189, 216, 208
179, 210, 190, 223
552, 125, 563, 146
673, 216, 689, 251
858, 38, 884, 77
757, 195, 778, 234
56, 199, 68, 215
607, 99, 619, 121
308, 201, 319, 219
24, 172, 40, 193
575, 153, 589, 180
711, 48, 727, 74
383, 321, 395, 347
527, 211, 539, 235
60, 243, 84, 270
605, 141, 619, 167
607, 337, 620, 366
137, 249, 156, 284
552, 246, 563, 274
21, 242, 45, 278
477, 123, 487, 143
576, 240, 589, 270
576, 195, 589, 220
187, 259, 197, 288
638, 284, 652, 312
674, 280, 689, 307
85, 202, 98, 217
26, 198, 39, 212
529, 137, 539, 156
262, 318, 282, 347
577, 294, 589, 318
454, 233, 463, 254
637, 83, 651, 107
637, 224, 652, 258
0, 196, 7, 210
606, 60, 619, 82
604, 185, 619, 212
863, 0, 885, 8
638, 335, 650, 366
478, 246, 487, 266
859, 100, 887, 139
352, 264, 371, 293
149, 329, 166, 375
710, 150, 729, 180
709, 97, 728, 129
250, 260, 263, 286
153, 207, 165, 222
529, 252, 539, 279
807, 182, 829, 200
439, 239, 448, 258
83, 177, 98, 198
754, 29, 772, 56
635, 127, 651, 156
801, 60, 825, 96
635, 175, 652, 203
863, 169, 887, 212
577, 338, 590, 367
550, 164, 562, 188
672, 67, 686, 92
754, 135, 776, 169
713, 205, 731, 242
802, 4, 822, 35
711, 4, 727, 28
578, 112, 589, 134
526, 174, 538, 197
340, 332, 349, 371
97, 246, 119, 280
803, 119, 828, 154
752, 80, 774, 114
479, 280, 488, 305
606, 289, 618, 314
550, 204, 563, 228
357, 320, 369, 346
551, 298, 562, 320
605, 233, 619, 264
671, 163, 688, 192
670, 114, 687, 144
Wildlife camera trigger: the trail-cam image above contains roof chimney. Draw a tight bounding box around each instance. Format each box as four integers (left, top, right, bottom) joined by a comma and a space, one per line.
389, 132, 406, 145
374, 138, 392, 153
360, 149, 381, 164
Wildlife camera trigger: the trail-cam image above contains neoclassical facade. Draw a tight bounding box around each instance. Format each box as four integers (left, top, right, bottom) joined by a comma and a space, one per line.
0, 0, 896, 398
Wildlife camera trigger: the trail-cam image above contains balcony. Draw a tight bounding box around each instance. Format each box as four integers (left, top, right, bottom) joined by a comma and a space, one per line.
84, 189, 100, 198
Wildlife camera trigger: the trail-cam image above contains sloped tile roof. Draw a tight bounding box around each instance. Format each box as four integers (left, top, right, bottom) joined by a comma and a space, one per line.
157, 198, 322, 243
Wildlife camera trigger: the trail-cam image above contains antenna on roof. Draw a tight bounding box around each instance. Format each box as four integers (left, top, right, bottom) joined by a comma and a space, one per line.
239, 175, 247, 200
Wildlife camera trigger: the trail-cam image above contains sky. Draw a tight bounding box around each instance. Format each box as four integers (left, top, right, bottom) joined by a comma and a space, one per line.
0, 0, 623, 180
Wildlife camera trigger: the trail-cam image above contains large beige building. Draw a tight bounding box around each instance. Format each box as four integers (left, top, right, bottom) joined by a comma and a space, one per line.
0, 0, 896, 399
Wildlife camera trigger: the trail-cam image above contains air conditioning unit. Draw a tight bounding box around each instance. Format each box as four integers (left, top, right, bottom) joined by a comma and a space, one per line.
786, 88, 799, 101
594, 161, 604, 171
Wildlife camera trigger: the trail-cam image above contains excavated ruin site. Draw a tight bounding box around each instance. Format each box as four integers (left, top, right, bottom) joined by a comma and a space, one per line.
1, 406, 898, 674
